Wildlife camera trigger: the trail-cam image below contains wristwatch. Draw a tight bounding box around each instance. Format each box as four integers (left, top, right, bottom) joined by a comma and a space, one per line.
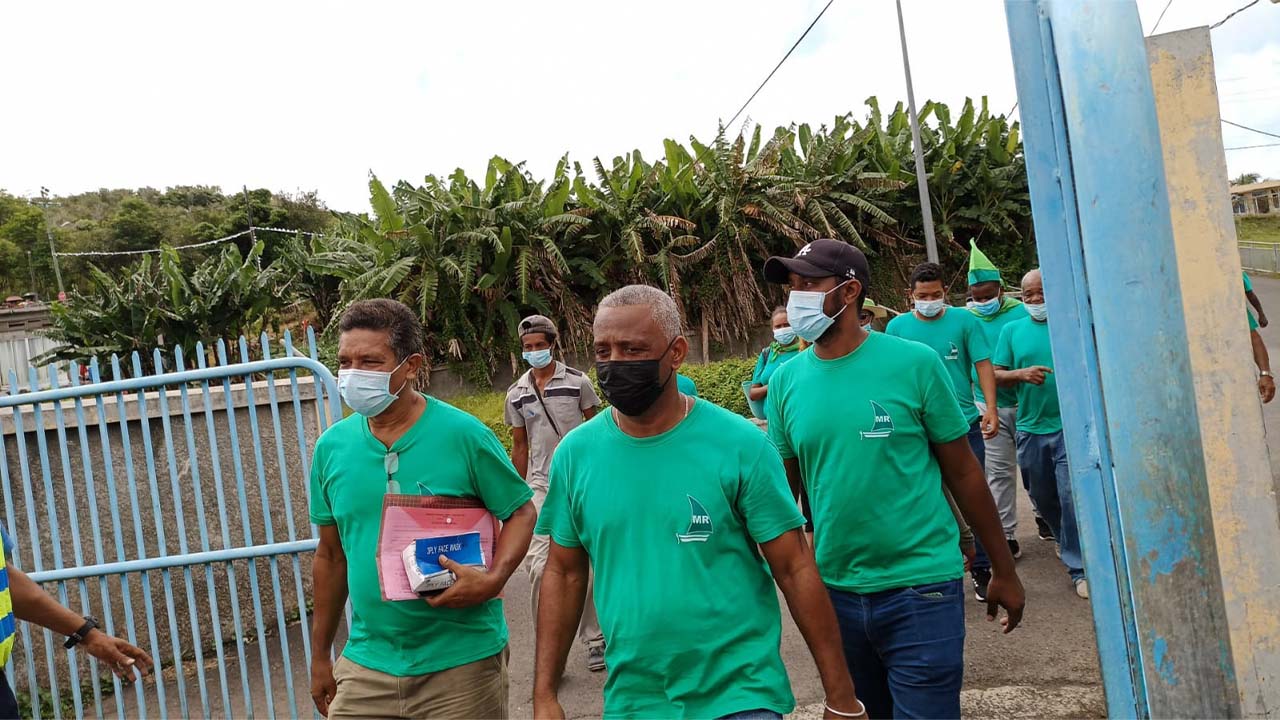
64, 616, 99, 649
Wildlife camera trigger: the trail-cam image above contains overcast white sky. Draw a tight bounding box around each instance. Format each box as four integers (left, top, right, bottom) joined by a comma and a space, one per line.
1, 0, 1277, 212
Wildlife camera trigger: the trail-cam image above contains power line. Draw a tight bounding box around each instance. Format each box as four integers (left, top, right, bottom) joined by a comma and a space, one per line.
1149, 0, 1175, 35
1222, 119, 1280, 140
53, 226, 321, 257
1211, 0, 1260, 29
1225, 143, 1280, 150
633, 0, 838, 248
725, 0, 836, 130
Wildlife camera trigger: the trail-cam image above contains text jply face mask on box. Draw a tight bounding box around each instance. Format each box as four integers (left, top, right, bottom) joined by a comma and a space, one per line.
401, 531, 487, 595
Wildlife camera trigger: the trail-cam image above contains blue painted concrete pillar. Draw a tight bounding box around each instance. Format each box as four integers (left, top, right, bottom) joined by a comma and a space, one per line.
1005, 2, 1239, 717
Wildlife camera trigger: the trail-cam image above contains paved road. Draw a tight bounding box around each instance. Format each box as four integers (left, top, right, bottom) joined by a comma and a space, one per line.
104, 472, 1106, 720
505, 492, 1105, 719
44, 278, 1280, 718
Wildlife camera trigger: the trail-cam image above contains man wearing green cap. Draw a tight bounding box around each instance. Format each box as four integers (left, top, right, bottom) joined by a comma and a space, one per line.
966, 240, 1038, 546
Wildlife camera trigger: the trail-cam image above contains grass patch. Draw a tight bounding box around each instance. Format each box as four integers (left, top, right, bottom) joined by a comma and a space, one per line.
1237, 216, 1280, 244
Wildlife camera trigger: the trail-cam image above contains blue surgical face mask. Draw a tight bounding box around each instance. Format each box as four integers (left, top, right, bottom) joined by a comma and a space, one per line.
786, 280, 852, 343
523, 349, 553, 368
968, 296, 1002, 317
915, 299, 947, 318
338, 357, 410, 417
773, 327, 797, 345
862, 323, 874, 333
1026, 303, 1048, 322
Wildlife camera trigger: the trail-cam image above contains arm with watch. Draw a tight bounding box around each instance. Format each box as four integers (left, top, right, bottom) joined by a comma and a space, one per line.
8, 562, 152, 680
1251, 330, 1275, 404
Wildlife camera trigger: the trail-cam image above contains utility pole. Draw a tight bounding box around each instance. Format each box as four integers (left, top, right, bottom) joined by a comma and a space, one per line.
38, 187, 66, 301
26, 251, 37, 294
243, 185, 256, 246
895, 0, 939, 263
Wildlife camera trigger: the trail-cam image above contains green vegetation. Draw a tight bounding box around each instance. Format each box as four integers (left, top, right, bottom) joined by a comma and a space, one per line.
0, 186, 331, 300
38, 97, 1034, 378
319, 96, 1032, 381
449, 357, 761, 451
1237, 216, 1280, 245
40, 241, 295, 363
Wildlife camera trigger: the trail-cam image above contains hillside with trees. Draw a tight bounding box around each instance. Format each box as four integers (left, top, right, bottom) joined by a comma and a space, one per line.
0, 186, 332, 299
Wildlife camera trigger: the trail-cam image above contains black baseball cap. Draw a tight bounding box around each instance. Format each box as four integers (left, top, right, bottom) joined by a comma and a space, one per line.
763, 238, 871, 287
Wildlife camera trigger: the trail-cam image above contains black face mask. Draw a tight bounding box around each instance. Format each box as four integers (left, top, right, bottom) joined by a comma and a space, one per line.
596, 338, 677, 417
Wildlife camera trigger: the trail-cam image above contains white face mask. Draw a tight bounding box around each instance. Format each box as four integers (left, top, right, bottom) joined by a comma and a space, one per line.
1025, 303, 1048, 322
786, 280, 852, 342
914, 299, 947, 318
338, 357, 411, 417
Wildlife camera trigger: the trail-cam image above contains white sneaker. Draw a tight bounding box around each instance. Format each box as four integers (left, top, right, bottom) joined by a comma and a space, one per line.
1075, 578, 1089, 599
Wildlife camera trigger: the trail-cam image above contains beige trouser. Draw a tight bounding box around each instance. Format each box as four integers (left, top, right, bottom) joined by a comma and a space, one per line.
328, 651, 508, 720
528, 484, 604, 647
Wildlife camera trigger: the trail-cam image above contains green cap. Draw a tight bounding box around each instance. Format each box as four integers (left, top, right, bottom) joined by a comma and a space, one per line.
967, 240, 1001, 286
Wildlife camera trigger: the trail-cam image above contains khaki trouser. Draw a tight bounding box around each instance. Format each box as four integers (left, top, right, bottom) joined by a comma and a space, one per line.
528, 484, 604, 647
327, 650, 508, 720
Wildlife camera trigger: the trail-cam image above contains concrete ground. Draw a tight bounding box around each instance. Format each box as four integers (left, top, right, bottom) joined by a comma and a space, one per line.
507, 491, 1106, 720
97, 272, 1280, 720
98, 462, 1106, 720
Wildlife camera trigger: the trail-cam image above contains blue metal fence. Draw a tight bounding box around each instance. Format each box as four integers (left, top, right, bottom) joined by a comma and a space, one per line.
0, 329, 343, 719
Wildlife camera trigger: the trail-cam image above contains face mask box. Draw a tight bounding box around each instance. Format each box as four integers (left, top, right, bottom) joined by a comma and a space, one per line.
401, 532, 487, 595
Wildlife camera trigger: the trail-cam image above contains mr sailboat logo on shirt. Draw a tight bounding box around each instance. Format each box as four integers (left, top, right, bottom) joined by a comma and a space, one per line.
676, 495, 714, 543
860, 401, 895, 439
946, 342, 960, 361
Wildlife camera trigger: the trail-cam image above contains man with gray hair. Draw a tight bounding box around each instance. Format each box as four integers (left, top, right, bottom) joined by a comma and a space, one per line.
533, 285, 864, 719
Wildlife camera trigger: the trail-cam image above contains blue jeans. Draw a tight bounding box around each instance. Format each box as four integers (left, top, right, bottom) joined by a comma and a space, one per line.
966, 422, 991, 571
718, 712, 782, 720
828, 580, 965, 719
1016, 430, 1084, 581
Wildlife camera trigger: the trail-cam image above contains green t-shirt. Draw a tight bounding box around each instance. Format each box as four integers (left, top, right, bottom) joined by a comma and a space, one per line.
309, 396, 533, 676
970, 298, 1028, 408
536, 401, 803, 719
766, 333, 969, 594
751, 343, 803, 386
993, 318, 1062, 434
676, 373, 698, 397
886, 307, 990, 424
1244, 271, 1254, 293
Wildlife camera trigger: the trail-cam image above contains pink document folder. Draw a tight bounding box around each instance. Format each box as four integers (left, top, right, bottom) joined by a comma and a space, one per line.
377, 494, 499, 601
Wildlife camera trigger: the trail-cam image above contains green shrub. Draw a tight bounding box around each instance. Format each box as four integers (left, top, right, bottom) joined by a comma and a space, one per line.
679, 357, 757, 417
446, 357, 761, 451
449, 392, 513, 450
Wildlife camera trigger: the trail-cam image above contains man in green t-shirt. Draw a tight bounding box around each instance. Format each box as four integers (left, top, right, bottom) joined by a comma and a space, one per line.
887, 261, 1008, 602
1244, 271, 1269, 328
309, 299, 536, 720
1248, 306, 1275, 403
763, 239, 1024, 719
533, 285, 863, 720
967, 240, 1040, 542
993, 269, 1086, 600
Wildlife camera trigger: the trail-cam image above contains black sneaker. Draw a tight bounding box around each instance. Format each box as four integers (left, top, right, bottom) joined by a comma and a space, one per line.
1036, 517, 1055, 541
972, 567, 991, 602
1008, 538, 1022, 560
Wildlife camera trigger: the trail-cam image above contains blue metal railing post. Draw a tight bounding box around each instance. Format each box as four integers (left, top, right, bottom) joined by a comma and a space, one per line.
1006, 1, 1240, 716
